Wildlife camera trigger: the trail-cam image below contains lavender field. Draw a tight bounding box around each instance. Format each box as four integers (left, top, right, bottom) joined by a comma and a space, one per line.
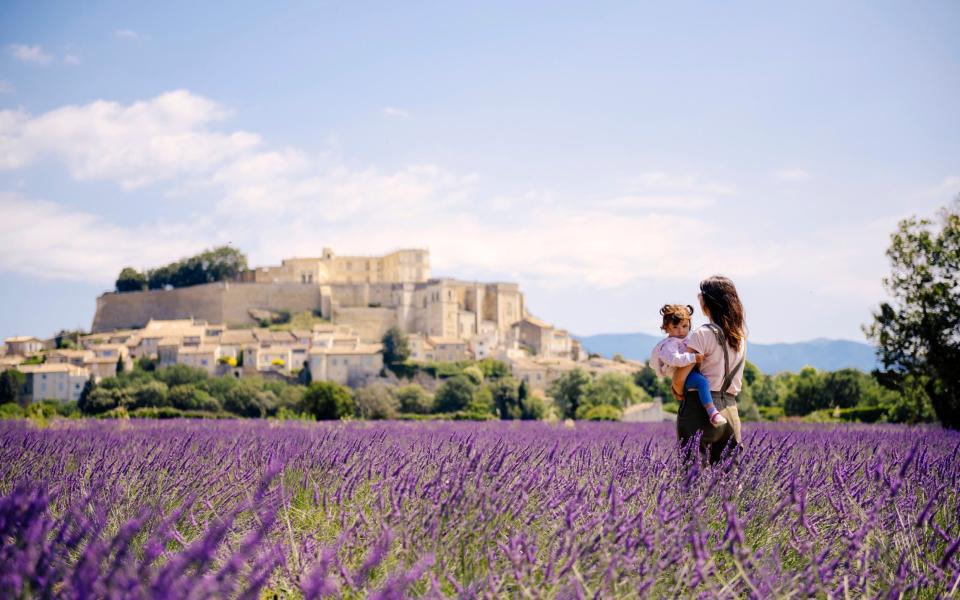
1, 420, 959, 598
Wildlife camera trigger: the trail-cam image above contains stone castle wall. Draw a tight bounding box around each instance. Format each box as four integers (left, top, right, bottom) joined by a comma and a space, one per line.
92, 282, 323, 333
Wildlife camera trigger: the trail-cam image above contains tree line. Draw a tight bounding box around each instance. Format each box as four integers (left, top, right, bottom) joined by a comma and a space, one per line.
115, 246, 248, 292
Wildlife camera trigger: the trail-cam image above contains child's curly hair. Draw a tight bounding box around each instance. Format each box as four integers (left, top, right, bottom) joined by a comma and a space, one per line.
660, 304, 694, 332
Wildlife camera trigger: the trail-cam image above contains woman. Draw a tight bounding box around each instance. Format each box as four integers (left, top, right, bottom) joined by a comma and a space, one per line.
672, 275, 747, 464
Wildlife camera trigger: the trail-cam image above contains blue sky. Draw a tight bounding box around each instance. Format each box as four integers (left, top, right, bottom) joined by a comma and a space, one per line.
1, 1, 958, 344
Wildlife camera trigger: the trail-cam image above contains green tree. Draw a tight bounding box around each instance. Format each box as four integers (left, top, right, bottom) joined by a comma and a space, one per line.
80, 387, 131, 415
168, 385, 221, 412
130, 381, 169, 409
147, 246, 248, 290
634, 364, 673, 399
115, 267, 147, 292
116, 355, 125, 375
822, 369, 865, 409
784, 367, 826, 416
223, 382, 275, 417
467, 385, 496, 416
461, 365, 484, 386
77, 376, 96, 412
353, 385, 400, 420
396, 384, 433, 414
476, 359, 510, 380
434, 375, 476, 413
490, 378, 521, 419
154, 364, 208, 387
303, 381, 354, 420
865, 199, 960, 429
0, 369, 25, 406
582, 373, 646, 411
549, 368, 592, 420
381, 327, 411, 364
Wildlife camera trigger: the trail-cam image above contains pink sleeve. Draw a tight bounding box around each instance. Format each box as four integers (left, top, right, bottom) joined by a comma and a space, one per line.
685, 327, 709, 355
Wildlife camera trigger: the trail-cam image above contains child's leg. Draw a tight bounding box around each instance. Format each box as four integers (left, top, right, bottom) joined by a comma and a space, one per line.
685, 371, 720, 417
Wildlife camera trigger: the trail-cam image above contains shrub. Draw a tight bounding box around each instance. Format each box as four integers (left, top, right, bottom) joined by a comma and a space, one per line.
461, 366, 484, 386
302, 381, 354, 420
353, 385, 400, 420
0, 403, 24, 418
395, 384, 433, 414
434, 375, 476, 413
169, 385, 221, 412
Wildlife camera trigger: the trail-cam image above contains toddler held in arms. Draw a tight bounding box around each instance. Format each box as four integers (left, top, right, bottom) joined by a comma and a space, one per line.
650, 304, 727, 427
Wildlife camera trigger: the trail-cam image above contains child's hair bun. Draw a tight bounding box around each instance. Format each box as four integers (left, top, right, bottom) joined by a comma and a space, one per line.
686, 304, 695, 316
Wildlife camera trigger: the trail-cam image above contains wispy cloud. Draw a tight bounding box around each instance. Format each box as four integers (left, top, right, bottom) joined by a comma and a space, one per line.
114, 29, 145, 41
382, 106, 410, 118
774, 168, 810, 182
8, 44, 54, 65
0, 80, 14, 94
63, 53, 81, 65
601, 172, 736, 211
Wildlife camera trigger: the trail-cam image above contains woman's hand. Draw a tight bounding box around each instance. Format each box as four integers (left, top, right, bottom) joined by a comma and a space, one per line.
672, 364, 695, 400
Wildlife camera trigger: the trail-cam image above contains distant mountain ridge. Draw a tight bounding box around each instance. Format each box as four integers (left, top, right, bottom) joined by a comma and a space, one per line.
574, 332, 879, 374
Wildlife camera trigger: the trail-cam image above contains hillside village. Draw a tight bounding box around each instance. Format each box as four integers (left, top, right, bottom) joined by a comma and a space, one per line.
1, 247, 647, 407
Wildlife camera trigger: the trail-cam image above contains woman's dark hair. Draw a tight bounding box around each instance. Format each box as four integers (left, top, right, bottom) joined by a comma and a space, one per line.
699, 275, 746, 352
659, 304, 694, 332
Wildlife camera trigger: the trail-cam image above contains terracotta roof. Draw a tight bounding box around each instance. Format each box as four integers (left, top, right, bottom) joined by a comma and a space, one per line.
520, 315, 553, 329
178, 345, 219, 355
5, 336, 42, 343
309, 343, 382, 356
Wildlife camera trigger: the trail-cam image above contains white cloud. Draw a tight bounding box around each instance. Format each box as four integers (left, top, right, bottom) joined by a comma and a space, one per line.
63, 53, 81, 65
114, 29, 142, 40
0, 193, 205, 282
0, 80, 14, 94
774, 168, 810, 182
382, 106, 410, 118
0, 89, 890, 313
0, 90, 260, 188
8, 44, 53, 65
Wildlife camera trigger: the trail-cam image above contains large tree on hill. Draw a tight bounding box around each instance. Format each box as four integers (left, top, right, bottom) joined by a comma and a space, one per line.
115, 267, 147, 292
865, 198, 960, 429
139, 246, 248, 290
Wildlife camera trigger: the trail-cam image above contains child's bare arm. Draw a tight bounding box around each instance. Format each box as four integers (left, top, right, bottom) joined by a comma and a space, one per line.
671, 363, 696, 400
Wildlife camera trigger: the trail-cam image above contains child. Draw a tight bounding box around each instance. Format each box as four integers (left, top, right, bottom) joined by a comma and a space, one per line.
650, 304, 727, 427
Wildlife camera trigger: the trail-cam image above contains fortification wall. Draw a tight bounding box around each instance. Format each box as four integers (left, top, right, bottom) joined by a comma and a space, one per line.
92, 284, 226, 332
331, 307, 398, 342
92, 282, 324, 333
220, 283, 323, 324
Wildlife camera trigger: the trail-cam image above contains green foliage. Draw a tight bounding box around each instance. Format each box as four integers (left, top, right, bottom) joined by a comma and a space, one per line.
434, 375, 476, 413
353, 385, 399, 420
223, 382, 275, 418
0, 369, 25, 406
154, 364, 208, 387
884, 374, 936, 424
475, 359, 510, 380
577, 404, 622, 421
395, 384, 433, 414
467, 385, 496, 416
145, 245, 248, 290
130, 381, 169, 409
549, 368, 591, 420
303, 381, 354, 420
169, 384, 221, 412
633, 364, 673, 400
136, 357, 157, 372
115, 267, 147, 292
27, 401, 59, 419
0, 403, 24, 418
865, 199, 960, 429
461, 365, 484, 386
81, 387, 131, 415
298, 362, 312, 385
22, 355, 44, 366
582, 373, 646, 411
381, 327, 411, 365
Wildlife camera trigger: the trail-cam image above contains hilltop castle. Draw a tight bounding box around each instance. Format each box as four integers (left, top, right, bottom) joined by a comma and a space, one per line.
93, 247, 529, 348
